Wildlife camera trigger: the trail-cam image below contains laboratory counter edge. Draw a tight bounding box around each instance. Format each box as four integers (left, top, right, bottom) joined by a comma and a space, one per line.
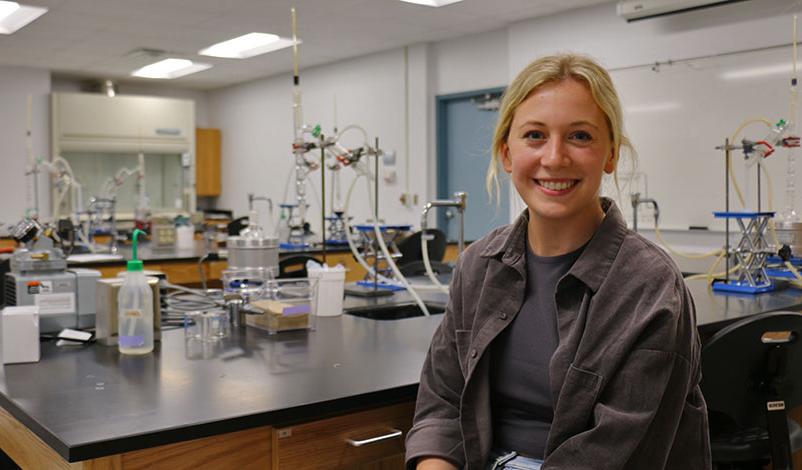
0, 307, 445, 464
2, 279, 802, 467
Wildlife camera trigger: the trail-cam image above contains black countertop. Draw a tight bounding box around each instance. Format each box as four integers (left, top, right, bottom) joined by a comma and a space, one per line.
686, 278, 802, 335
4, 278, 802, 463
65, 240, 353, 266
0, 306, 444, 462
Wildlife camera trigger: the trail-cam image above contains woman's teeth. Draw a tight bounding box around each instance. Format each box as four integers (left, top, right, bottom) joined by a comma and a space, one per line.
538, 180, 576, 191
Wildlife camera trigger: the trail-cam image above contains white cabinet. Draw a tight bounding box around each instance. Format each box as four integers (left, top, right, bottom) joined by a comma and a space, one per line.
51, 93, 196, 215
52, 93, 194, 154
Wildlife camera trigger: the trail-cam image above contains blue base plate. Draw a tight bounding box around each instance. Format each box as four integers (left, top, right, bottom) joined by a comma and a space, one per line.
767, 256, 802, 265
712, 280, 775, 294
356, 280, 406, 291
766, 268, 797, 279
712, 211, 776, 219
280, 242, 311, 250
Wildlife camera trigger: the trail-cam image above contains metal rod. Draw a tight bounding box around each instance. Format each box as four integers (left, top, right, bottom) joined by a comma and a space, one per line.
374, 137, 379, 292
321, 138, 326, 263
725, 138, 730, 282
757, 160, 762, 212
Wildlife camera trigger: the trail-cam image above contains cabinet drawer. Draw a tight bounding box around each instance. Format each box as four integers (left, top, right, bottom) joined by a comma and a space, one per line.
273, 401, 414, 469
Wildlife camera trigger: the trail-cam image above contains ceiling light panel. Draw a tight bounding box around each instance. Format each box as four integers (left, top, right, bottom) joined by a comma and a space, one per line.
0, 1, 47, 34
199, 32, 298, 59
399, 0, 464, 6
131, 58, 212, 79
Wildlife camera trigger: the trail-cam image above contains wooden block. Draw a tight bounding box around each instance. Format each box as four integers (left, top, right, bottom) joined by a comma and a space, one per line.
121, 426, 271, 470
0, 406, 79, 469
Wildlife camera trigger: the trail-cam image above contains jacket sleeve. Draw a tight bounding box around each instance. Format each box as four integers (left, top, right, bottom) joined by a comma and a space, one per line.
544, 281, 710, 470
405, 258, 466, 470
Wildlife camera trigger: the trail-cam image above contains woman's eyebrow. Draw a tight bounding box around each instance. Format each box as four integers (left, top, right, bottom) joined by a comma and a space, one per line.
517, 120, 600, 130
569, 120, 600, 130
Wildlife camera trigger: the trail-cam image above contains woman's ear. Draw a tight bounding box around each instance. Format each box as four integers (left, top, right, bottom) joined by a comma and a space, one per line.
501, 142, 512, 173
604, 149, 616, 174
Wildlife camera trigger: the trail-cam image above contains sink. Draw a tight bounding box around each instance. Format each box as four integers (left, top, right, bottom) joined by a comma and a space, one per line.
345, 303, 446, 320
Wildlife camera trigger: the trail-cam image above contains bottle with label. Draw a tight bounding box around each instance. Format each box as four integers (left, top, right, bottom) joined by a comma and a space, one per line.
118, 229, 153, 355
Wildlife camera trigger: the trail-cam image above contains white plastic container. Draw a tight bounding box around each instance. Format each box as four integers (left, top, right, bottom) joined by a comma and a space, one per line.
1, 306, 40, 364
309, 267, 346, 317
118, 230, 154, 355
176, 225, 195, 249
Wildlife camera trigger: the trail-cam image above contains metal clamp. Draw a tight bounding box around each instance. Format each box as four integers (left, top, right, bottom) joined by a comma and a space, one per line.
345, 429, 402, 447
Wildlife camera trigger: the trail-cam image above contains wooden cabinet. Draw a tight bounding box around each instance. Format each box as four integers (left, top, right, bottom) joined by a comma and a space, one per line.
273, 402, 413, 470
0, 401, 414, 469
196, 128, 221, 197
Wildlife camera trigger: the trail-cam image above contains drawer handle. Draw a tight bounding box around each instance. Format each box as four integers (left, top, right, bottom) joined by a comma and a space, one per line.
346, 429, 403, 447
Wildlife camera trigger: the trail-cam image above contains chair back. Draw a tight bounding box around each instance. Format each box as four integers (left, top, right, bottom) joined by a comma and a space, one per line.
701, 311, 802, 430
227, 216, 249, 236
397, 229, 447, 265
279, 255, 323, 279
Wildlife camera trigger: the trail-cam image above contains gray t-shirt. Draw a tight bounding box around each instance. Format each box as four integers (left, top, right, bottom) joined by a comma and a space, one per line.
490, 241, 584, 458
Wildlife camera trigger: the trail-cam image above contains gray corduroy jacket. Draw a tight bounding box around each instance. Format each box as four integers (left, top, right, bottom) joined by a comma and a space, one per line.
405, 199, 711, 470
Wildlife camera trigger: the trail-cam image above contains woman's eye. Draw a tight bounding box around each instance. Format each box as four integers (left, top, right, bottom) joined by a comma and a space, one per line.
524, 130, 545, 140
570, 131, 593, 143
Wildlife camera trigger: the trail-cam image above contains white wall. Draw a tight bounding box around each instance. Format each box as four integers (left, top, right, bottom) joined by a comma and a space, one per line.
508, 0, 799, 75
431, 28, 508, 95
0, 66, 51, 228
504, 0, 802, 251
209, 47, 431, 233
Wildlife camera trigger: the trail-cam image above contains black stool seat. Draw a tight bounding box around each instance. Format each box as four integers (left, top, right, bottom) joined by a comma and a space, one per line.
711, 419, 802, 463
701, 311, 802, 470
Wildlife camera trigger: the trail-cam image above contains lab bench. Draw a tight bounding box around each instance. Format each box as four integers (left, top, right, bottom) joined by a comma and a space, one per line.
3, 279, 801, 469
65, 241, 462, 285
0, 289, 448, 469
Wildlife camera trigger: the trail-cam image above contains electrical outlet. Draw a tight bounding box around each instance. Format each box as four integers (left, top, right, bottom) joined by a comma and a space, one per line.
383, 150, 396, 166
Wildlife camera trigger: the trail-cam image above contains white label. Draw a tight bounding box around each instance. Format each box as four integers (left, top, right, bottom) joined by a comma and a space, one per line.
39, 281, 53, 293
767, 400, 786, 411
34, 292, 76, 314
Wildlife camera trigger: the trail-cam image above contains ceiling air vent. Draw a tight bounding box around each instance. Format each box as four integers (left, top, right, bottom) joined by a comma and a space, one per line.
617, 0, 748, 22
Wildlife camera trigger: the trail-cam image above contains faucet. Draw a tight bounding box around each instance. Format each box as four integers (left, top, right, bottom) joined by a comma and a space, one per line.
248, 193, 273, 212
88, 197, 118, 254
630, 192, 659, 233
421, 191, 467, 254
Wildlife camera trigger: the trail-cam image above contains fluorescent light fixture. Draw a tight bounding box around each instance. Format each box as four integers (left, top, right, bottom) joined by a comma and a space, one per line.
625, 102, 681, 114
131, 58, 212, 79
399, 0, 464, 6
0, 1, 47, 35
720, 63, 793, 80
199, 32, 299, 59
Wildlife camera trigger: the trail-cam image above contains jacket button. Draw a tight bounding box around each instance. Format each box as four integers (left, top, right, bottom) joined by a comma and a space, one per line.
499, 312, 507, 320
470, 349, 478, 358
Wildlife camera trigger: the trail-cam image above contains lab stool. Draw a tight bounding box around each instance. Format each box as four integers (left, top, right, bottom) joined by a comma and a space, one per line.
701, 311, 802, 470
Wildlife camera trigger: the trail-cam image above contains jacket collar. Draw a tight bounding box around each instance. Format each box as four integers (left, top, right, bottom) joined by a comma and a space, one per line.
479, 197, 628, 292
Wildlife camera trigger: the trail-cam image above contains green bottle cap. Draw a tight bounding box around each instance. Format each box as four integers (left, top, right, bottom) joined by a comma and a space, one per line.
128, 228, 146, 272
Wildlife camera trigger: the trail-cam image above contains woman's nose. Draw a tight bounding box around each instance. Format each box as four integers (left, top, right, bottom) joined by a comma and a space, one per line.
541, 138, 569, 167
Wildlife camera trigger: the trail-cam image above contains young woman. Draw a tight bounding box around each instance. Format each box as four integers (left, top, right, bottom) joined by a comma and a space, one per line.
405, 54, 711, 470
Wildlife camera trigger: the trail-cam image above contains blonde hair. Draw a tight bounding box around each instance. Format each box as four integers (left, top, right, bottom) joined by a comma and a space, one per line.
486, 53, 634, 201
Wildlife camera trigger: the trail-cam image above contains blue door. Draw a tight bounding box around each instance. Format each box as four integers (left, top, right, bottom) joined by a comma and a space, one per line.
437, 88, 509, 242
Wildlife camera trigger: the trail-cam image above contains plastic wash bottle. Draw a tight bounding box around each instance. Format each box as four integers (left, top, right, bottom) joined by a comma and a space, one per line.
118, 229, 154, 354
